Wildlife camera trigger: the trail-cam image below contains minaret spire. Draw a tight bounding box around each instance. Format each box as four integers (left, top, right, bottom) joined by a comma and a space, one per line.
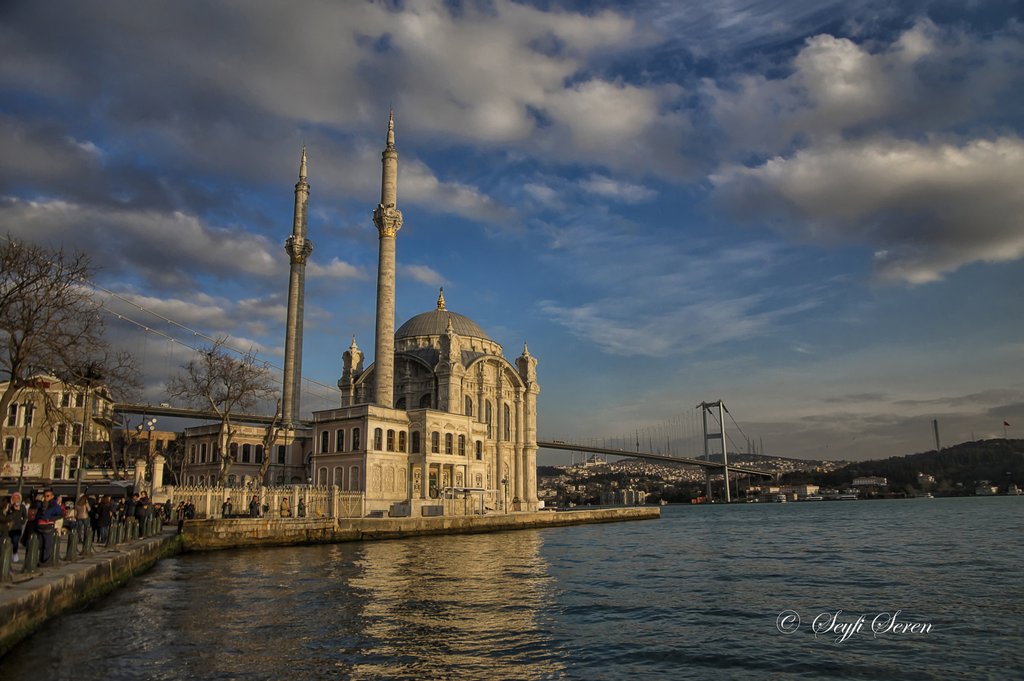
372, 112, 403, 407
282, 146, 313, 427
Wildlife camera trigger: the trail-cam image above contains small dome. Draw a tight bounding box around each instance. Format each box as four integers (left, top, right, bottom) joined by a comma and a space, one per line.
395, 309, 490, 341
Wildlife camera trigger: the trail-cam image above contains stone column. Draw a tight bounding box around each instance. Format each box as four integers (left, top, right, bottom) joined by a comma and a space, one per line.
372, 114, 402, 407
283, 147, 312, 426
514, 391, 524, 508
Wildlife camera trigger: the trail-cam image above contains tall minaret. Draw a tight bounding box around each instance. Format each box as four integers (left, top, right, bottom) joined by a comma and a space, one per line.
372, 112, 403, 407
282, 146, 312, 426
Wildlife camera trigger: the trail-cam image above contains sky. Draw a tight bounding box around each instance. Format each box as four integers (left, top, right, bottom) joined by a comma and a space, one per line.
2, 0, 1022, 463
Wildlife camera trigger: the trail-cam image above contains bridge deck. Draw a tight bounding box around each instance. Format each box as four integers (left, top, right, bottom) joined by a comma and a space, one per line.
538, 441, 773, 478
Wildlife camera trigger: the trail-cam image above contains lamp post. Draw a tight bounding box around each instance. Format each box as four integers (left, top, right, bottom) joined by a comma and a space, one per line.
74, 384, 91, 502
145, 418, 157, 497
16, 399, 33, 495
501, 476, 508, 514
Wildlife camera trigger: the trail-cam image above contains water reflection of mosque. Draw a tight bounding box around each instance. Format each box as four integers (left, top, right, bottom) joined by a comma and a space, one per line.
347, 531, 566, 679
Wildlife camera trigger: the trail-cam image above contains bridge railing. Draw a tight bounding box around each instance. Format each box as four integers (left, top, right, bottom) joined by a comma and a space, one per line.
168, 484, 364, 519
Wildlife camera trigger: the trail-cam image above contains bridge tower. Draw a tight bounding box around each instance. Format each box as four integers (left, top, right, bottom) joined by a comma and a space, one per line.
698, 400, 731, 502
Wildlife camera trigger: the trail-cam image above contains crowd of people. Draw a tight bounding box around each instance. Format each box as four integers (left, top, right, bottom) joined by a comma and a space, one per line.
1, 488, 186, 567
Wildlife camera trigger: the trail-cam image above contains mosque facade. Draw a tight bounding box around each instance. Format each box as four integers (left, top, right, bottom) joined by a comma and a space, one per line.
309, 115, 540, 514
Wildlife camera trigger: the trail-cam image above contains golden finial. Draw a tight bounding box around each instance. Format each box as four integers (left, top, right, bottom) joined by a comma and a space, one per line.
437, 287, 446, 310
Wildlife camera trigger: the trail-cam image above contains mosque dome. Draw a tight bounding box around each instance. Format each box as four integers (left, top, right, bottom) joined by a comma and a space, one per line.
395, 288, 491, 341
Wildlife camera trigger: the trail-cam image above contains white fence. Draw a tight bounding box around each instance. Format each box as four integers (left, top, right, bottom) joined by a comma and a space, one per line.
167, 485, 364, 519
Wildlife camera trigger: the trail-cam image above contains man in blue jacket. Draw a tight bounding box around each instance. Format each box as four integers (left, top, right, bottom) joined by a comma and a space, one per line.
36, 489, 65, 564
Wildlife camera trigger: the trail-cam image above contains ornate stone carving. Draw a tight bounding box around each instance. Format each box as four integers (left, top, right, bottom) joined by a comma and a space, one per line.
373, 204, 403, 238
285, 235, 313, 264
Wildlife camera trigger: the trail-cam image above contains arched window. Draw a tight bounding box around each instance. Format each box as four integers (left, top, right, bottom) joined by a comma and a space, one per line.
349, 465, 361, 491
320, 430, 330, 454
504, 404, 512, 441
189, 445, 197, 464
255, 445, 264, 464
317, 466, 328, 486
230, 442, 239, 461
242, 444, 252, 463
277, 444, 286, 464
398, 431, 407, 453
227, 474, 236, 486
386, 429, 395, 451
419, 393, 432, 408
465, 396, 473, 417
55, 423, 68, 446
335, 429, 345, 452
188, 475, 196, 485
411, 431, 421, 454
52, 455, 65, 479
485, 401, 493, 439
334, 466, 344, 487
352, 428, 361, 450
67, 455, 79, 480
395, 397, 406, 410
71, 423, 83, 446
445, 433, 453, 455
458, 434, 466, 456
374, 428, 383, 450
475, 440, 482, 460
199, 475, 206, 486
431, 431, 440, 453
200, 443, 208, 463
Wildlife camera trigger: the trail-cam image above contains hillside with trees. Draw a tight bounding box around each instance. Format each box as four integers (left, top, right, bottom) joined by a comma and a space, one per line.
781, 439, 1024, 493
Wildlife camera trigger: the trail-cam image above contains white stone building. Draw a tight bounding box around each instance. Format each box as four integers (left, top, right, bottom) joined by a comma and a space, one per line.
311, 115, 540, 515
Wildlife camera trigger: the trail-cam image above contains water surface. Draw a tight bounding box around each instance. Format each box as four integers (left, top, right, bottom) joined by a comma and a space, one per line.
6, 497, 1022, 679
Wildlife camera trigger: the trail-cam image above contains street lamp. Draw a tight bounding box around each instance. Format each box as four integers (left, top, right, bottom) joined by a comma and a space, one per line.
501, 476, 508, 514
145, 418, 157, 497
136, 417, 157, 496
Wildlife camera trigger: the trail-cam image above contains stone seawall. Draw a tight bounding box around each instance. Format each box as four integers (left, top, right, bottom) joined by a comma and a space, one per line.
182, 507, 660, 551
0, 531, 183, 658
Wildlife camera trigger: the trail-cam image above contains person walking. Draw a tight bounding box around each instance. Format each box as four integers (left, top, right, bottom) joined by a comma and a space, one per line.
97, 495, 113, 543
0, 496, 13, 557
73, 494, 91, 545
280, 496, 291, 518
7, 491, 27, 563
248, 495, 259, 518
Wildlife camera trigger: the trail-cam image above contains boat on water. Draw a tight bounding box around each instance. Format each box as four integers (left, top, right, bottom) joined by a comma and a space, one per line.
838, 494, 858, 500
803, 495, 824, 501
773, 494, 787, 503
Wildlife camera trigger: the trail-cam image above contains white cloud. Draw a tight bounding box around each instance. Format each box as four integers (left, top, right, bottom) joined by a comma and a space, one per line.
712, 136, 1024, 283
307, 257, 365, 280
0, 197, 281, 289
579, 174, 656, 203
401, 264, 444, 286
703, 19, 1024, 154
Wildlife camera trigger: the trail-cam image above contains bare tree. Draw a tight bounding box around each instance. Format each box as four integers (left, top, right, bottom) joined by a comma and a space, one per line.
1, 237, 140, 452
257, 399, 283, 485
167, 339, 276, 485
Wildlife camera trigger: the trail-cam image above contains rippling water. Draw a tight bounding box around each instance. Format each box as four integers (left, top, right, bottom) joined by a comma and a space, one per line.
5, 497, 1023, 679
